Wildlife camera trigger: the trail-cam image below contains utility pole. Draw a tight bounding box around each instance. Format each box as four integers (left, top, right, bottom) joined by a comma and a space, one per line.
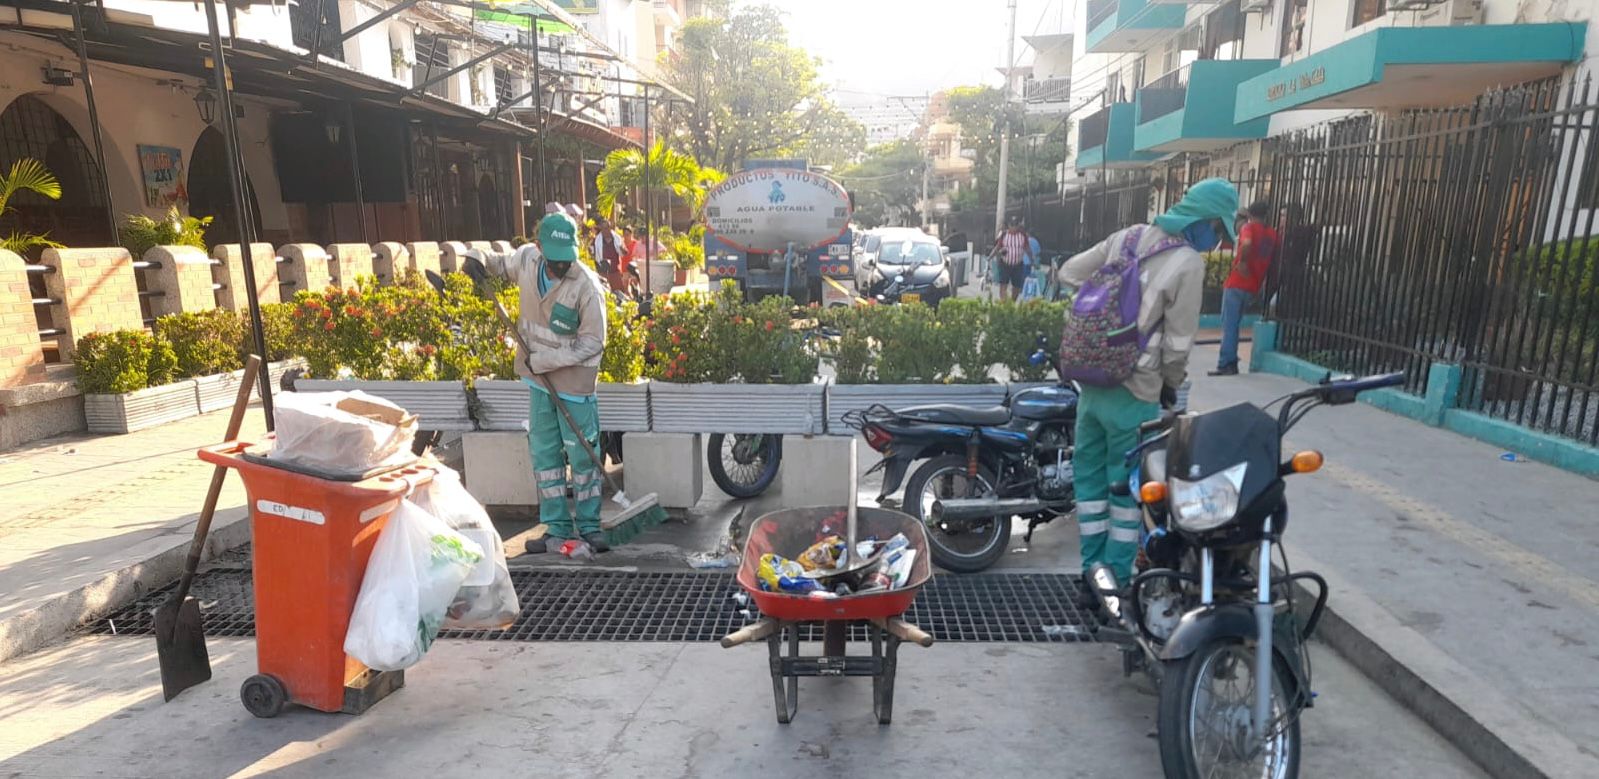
994, 0, 1017, 238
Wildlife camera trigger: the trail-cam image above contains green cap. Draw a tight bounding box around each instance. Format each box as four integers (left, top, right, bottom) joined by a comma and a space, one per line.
1152, 177, 1241, 245
536, 212, 580, 261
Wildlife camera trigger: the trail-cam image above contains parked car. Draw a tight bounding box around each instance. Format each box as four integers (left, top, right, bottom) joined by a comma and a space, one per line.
856, 228, 954, 306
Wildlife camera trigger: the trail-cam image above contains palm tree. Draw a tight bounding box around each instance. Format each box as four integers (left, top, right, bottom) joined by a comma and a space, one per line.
594, 141, 725, 220
0, 158, 64, 255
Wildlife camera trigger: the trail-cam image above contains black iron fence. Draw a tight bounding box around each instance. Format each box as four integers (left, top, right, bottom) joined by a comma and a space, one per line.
1266, 76, 1599, 445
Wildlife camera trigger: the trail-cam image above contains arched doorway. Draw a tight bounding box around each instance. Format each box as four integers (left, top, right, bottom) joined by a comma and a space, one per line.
0, 94, 112, 250
188, 126, 262, 249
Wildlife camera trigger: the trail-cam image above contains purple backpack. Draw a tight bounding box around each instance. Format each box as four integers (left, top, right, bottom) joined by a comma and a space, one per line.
1059, 226, 1185, 387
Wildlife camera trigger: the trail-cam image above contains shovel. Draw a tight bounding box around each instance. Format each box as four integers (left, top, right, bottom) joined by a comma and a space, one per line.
155, 354, 262, 702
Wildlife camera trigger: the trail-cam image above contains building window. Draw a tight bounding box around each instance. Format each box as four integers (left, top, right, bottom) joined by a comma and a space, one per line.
494, 67, 512, 107
413, 34, 451, 99
1202, 0, 1244, 61
290, 0, 344, 61
1281, 0, 1309, 56
1351, 0, 1386, 28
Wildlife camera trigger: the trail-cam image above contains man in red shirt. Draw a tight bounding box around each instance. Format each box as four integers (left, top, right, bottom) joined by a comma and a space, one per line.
1211, 200, 1277, 376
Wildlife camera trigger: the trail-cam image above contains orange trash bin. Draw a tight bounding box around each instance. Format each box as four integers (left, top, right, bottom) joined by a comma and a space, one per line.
199, 439, 438, 718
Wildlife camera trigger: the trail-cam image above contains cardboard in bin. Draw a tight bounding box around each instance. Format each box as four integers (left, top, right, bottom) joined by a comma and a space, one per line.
268, 391, 419, 476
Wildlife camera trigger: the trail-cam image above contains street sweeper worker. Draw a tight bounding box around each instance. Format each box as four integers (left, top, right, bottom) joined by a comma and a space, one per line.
517, 209, 611, 554
1055, 177, 1237, 584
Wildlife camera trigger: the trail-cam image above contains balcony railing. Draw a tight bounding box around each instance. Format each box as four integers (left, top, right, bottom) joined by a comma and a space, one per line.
1137, 65, 1189, 125
1025, 77, 1072, 103
1080, 105, 1113, 150
1088, 0, 1117, 29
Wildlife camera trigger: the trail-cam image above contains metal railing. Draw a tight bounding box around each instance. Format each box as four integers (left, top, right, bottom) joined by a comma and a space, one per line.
1080, 104, 1113, 151
1025, 77, 1072, 104
1137, 65, 1189, 125
1265, 76, 1599, 445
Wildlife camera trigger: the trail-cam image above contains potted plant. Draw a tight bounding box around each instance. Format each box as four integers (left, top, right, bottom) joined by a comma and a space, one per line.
645, 285, 825, 434
76, 330, 199, 433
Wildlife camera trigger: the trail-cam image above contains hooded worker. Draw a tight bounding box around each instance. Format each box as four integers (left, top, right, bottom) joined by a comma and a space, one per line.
517, 210, 611, 554
1056, 177, 1239, 584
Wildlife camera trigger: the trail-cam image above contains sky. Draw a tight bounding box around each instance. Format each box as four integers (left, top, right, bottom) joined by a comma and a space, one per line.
764, 0, 1075, 105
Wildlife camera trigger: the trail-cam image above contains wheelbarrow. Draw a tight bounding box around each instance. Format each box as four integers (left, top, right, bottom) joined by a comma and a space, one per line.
720, 505, 934, 724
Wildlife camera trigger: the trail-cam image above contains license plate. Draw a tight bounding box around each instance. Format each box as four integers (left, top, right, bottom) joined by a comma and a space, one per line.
902, 292, 921, 303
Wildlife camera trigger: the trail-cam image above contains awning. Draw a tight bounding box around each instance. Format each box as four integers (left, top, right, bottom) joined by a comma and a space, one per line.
1235, 23, 1587, 123
504, 107, 640, 151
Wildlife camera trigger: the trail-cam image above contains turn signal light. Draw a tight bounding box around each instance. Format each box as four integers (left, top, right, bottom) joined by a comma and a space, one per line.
1290, 450, 1324, 473
1140, 481, 1167, 504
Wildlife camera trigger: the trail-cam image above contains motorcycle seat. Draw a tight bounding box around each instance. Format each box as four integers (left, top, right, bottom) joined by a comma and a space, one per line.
897, 404, 1011, 426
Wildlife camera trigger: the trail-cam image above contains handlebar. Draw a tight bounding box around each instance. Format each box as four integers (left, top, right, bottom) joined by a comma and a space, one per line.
1303, 371, 1406, 405
1139, 410, 1178, 435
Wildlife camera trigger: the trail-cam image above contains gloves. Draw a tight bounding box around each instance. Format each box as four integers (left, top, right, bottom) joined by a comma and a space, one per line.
1160, 384, 1179, 410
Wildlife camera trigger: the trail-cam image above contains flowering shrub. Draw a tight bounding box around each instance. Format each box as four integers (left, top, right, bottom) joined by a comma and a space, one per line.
600, 294, 646, 383
155, 308, 246, 378
74, 330, 178, 394
644, 281, 815, 383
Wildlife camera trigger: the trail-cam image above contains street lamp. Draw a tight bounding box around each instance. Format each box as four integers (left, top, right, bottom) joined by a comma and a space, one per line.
193, 86, 217, 125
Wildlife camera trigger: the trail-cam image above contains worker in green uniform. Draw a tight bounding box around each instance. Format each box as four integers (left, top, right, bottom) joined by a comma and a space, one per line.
516, 210, 610, 554
1057, 178, 1239, 582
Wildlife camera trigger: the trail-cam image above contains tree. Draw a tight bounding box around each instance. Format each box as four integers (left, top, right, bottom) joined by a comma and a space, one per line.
662, 4, 866, 170
0, 158, 64, 255
836, 141, 923, 228
941, 85, 1069, 213
594, 141, 725, 220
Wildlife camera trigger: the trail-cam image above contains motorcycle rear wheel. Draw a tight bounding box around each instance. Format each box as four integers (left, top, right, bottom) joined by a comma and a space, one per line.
1157, 637, 1300, 779
904, 455, 1008, 573
707, 433, 782, 499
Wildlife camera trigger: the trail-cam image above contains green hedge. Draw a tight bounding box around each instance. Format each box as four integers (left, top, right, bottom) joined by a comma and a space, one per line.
74, 330, 177, 394
819, 297, 1066, 384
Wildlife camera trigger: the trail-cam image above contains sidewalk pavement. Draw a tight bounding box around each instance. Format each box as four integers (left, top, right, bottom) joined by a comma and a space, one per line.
0, 405, 268, 664
1186, 343, 1599, 777
0, 636, 1481, 778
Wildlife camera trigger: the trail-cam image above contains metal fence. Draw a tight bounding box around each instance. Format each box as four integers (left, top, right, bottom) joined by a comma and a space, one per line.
1266, 76, 1599, 445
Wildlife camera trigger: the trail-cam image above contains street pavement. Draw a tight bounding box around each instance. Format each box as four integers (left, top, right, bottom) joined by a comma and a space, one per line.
0, 636, 1481, 778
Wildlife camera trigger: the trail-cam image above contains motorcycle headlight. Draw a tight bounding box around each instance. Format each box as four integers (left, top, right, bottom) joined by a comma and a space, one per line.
933, 272, 950, 288
1168, 463, 1247, 532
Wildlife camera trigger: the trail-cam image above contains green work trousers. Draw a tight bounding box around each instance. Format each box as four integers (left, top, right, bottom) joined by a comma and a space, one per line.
1073, 384, 1159, 580
528, 386, 602, 539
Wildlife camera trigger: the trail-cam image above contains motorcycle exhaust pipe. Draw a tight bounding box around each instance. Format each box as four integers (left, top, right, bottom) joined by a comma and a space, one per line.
929, 497, 1047, 522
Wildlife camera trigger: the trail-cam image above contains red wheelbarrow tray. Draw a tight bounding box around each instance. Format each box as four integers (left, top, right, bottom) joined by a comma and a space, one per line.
736, 506, 934, 622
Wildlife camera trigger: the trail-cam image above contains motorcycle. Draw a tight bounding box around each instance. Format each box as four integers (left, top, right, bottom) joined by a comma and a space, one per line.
845, 338, 1077, 572
1090, 371, 1405, 779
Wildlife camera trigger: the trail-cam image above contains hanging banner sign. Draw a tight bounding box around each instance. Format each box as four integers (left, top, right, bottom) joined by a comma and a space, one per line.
137, 145, 186, 208
703, 168, 853, 253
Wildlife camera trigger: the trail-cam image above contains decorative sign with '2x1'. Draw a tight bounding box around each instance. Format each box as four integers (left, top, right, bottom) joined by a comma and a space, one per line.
703, 168, 853, 253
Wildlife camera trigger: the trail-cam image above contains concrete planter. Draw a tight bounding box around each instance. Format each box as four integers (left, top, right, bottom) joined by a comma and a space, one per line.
294, 379, 474, 431
471, 379, 651, 432
825, 382, 1009, 434
84, 379, 200, 434
193, 359, 303, 413
651, 382, 825, 434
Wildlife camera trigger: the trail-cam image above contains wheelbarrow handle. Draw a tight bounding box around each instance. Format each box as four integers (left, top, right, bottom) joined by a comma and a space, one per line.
720, 618, 779, 648
873, 617, 934, 648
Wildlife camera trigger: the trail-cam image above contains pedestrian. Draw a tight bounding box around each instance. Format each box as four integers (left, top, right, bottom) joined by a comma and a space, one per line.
592, 217, 627, 293
1056, 177, 1237, 584
1273, 203, 1316, 316
990, 217, 1035, 301
1211, 200, 1278, 376
1024, 229, 1043, 300
515, 209, 611, 554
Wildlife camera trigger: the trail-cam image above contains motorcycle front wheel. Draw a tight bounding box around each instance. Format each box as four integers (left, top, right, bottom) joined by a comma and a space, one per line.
1157, 637, 1301, 779
707, 433, 783, 499
904, 454, 1008, 573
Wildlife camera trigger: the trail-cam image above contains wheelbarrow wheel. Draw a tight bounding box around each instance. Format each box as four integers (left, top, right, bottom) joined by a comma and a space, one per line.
241, 673, 288, 718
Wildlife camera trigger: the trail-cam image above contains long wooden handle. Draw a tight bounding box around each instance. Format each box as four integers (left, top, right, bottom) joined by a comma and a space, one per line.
173, 355, 261, 601
720, 618, 778, 648
872, 617, 934, 647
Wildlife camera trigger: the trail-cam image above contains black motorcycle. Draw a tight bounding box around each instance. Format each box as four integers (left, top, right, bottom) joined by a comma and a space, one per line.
1090, 371, 1404, 779
845, 343, 1078, 572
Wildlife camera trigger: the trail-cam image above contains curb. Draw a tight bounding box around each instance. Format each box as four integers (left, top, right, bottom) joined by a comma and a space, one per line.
0, 508, 251, 665
1288, 545, 1592, 779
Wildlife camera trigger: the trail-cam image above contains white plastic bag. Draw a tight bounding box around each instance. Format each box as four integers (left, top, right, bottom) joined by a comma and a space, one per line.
412, 465, 521, 630
344, 499, 484, 671
270, 390, 417, 475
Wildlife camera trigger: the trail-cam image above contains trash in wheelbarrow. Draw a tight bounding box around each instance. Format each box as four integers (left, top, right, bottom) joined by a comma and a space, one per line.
737, 507, 933, 620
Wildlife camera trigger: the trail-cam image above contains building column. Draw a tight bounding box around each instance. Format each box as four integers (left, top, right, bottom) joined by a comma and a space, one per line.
0, 250, 47, 387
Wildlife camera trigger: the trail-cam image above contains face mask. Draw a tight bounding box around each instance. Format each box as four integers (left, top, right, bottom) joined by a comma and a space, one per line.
1183, 220, 1221, 252
546, 260, 573, 279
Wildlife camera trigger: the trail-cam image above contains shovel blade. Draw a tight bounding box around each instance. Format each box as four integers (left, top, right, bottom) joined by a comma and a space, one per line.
154, 596, 211, 701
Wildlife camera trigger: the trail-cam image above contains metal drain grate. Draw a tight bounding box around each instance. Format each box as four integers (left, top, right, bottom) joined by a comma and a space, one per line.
86, 570, 1095, 643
